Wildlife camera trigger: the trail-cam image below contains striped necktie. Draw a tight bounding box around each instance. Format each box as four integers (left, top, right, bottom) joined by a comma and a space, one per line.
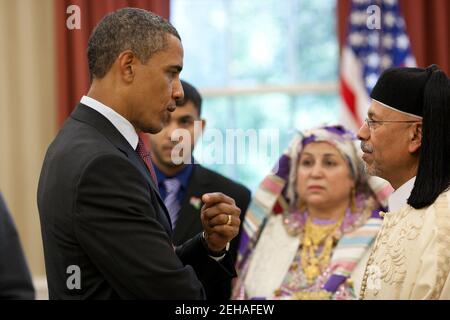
163, 178, 181, 229
136, 137, 158, 184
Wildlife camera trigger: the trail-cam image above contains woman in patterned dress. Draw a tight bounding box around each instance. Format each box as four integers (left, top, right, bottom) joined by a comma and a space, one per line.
232, 125, 392, 300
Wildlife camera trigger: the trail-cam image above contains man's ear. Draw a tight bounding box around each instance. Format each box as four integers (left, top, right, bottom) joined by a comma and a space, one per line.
408, 122, 422, 153
116, 50, 135, 82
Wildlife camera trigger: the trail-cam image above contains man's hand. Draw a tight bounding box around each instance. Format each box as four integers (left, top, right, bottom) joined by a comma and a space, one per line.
201, 192, 241, 254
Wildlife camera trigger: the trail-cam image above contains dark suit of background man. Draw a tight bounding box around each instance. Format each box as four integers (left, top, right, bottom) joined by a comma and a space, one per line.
147, 80, 251, 300
0, 192, 35, 299
37, 8, 241, 299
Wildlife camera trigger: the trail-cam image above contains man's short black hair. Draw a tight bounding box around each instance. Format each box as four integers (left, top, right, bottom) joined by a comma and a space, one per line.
87, 8, 180, 80
176, 80, 202, 116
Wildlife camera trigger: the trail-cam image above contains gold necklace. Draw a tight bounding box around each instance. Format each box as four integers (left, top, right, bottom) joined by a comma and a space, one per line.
301, 215, 344, 284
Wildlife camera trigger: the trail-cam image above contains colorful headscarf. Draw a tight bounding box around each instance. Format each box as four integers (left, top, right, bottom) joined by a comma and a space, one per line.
282, 125, 369, 211
236, 124, 393, 281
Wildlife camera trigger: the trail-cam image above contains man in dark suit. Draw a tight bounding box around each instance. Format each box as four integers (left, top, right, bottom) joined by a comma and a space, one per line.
148, 80, 251, 300
0, 192, 35, 299
37, 8, 241, 299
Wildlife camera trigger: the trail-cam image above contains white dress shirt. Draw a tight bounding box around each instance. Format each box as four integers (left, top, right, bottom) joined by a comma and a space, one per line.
388, 176, 416, 212
80, 95, 138, 149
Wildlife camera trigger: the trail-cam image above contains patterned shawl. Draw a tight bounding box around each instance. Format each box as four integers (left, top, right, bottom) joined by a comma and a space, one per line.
234, 125, 393, 299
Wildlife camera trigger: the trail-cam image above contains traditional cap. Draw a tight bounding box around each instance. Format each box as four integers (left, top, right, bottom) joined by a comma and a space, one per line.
371, 65, 450, 209
370, 65, 440, 118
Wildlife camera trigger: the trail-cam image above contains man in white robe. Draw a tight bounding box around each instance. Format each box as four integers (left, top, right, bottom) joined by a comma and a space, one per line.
357, 65, 450, 299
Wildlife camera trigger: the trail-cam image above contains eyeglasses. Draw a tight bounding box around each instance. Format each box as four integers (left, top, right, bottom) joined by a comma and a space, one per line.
364, 118, 421, 131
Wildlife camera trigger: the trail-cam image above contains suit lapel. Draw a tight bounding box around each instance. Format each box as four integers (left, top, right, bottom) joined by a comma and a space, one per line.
172, 165, 209, 244
71, 104, 172, 234
125, 149, 173, 234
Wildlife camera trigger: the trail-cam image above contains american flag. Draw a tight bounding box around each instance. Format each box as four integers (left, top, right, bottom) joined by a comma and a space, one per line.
340, 0, 416, 131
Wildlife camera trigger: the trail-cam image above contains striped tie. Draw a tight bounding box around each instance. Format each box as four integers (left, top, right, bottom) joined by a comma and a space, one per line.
136, 137, 158, 184
163, 178, 181, 229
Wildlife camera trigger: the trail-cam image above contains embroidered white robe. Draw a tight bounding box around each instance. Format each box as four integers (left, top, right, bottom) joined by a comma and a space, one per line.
361, 190, 450, 299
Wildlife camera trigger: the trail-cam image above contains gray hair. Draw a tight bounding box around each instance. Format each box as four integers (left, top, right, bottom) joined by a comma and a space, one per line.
87, 7, 180, 79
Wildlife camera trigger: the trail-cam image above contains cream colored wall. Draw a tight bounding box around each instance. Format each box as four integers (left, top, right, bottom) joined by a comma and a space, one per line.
0, 0, 56, 284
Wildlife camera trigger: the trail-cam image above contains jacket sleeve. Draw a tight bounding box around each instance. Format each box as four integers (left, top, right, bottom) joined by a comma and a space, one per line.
74, 154, 204, 299
0, 193, 35, 299
231, 186, 252, 262
175, 233, 236, 292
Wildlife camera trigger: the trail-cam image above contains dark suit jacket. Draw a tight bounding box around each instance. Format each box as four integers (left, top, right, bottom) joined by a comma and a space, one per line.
171, 165, 251, 300
37, 104, 235, 299
0, 193, 35, 299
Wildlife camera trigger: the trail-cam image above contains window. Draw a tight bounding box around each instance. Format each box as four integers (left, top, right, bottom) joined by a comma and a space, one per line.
171, 0, 339, 191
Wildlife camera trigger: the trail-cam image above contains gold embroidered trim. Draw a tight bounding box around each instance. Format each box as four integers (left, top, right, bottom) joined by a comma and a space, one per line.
360, 205, 425, 299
